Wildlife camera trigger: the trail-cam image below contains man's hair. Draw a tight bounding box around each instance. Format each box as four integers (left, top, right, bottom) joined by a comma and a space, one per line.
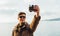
18, 12, 26, 16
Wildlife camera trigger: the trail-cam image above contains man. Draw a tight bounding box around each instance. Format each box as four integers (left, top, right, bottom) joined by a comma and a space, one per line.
12, 5, 41, 36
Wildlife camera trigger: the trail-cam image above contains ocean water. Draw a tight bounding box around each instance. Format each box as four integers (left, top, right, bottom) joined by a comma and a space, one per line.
0, 21, 60, 36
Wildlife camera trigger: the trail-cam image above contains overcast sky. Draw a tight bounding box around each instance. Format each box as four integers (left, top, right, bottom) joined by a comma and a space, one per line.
0, 0, 60, 23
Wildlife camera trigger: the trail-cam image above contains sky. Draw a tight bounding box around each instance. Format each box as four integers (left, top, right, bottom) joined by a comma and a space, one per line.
0, 0, 60, 23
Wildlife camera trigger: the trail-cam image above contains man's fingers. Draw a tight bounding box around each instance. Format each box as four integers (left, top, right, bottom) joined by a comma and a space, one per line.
33, 5, 39, 12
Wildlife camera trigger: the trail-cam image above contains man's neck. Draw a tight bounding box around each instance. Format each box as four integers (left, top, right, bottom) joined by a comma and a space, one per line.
19, 22, 25, 26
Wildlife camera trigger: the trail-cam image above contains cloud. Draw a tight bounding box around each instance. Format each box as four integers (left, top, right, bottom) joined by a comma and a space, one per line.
0, 0, 8, 5
0, 12, 18, 23
0, 11, 18, 23
24, 0, 35, 3
0, 9, 17, 15
39, 0, 60, 13
0, 0, 60, 23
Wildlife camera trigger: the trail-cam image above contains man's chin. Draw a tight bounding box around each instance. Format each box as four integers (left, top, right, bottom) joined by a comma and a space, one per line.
21, 21, 25, 23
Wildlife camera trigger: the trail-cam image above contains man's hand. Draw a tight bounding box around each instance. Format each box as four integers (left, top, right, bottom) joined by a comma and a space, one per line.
33, 5, 40, 17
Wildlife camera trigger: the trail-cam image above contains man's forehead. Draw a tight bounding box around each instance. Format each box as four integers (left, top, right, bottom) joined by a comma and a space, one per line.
19, 14, 26, 16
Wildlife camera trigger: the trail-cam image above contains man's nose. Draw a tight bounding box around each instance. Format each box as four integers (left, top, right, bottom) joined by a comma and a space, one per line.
21, 17, 25, 19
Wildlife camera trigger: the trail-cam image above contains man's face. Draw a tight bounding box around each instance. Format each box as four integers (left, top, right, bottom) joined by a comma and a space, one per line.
18, 14, 26, 23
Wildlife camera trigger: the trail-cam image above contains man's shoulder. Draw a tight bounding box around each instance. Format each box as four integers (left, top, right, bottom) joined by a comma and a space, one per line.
13, 24, 18, 31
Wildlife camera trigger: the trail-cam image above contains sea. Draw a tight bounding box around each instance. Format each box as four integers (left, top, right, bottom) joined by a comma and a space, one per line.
0, 21, 60, 36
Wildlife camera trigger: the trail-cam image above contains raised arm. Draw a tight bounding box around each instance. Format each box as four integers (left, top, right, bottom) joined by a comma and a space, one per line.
30, 5, 41, 32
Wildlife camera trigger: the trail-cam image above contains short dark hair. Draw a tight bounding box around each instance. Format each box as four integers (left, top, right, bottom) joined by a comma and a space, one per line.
18, 12, 26, 16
